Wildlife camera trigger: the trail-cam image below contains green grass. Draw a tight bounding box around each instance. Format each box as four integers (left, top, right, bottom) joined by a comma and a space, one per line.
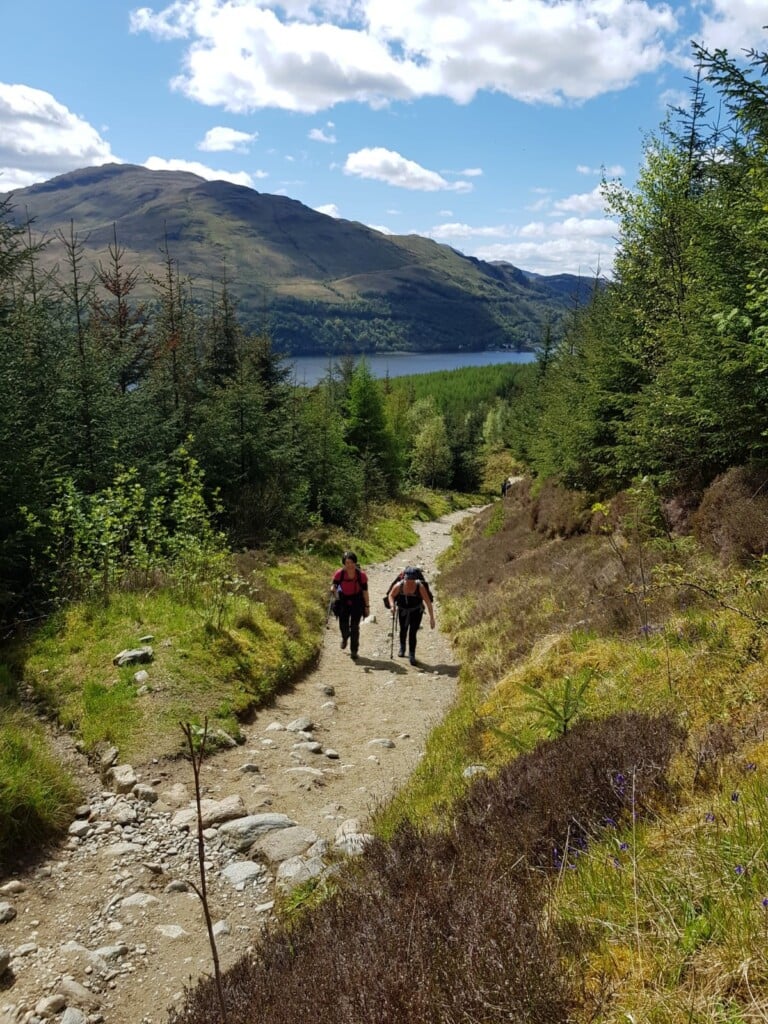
0, 708, 81, 871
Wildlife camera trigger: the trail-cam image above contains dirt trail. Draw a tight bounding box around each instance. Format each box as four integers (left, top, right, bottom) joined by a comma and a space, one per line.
0, 508, 479, 1024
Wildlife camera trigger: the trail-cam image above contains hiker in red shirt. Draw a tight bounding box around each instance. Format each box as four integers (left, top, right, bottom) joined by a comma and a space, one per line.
331, 551, 370, 660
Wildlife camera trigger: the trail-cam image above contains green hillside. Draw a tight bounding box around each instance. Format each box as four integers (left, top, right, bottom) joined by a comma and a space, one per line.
1, 163, 588, 354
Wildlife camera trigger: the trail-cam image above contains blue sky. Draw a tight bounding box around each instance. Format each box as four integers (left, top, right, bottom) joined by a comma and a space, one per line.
1, 1, 767, 276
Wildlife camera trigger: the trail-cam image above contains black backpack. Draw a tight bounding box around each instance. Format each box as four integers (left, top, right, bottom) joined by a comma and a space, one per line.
383, 567, 433, 609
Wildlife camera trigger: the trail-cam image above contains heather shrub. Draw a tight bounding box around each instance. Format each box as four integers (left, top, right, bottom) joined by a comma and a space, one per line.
530, 478, 592, 538
168, 711, 681, 1024
455, 711, 683, 870
692, 464, 768, 564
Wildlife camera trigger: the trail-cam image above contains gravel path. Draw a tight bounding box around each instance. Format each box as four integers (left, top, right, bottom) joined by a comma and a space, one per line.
0, 508, 479, 1024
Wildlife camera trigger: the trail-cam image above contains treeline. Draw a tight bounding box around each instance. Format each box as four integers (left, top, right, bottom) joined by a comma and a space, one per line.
509, 43, 768, 499
0, 217, 523, 625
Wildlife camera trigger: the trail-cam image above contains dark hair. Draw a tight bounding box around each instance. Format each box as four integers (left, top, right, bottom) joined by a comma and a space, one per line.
404, 566, 419, 579
342, 551, 358, 564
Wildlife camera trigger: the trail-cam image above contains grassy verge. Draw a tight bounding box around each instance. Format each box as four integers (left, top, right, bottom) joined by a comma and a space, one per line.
0, 708, 81, 870
369, 484, 768, 1021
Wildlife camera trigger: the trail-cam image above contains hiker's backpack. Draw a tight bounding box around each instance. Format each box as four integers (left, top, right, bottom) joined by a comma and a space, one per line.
383, 567, 433, 609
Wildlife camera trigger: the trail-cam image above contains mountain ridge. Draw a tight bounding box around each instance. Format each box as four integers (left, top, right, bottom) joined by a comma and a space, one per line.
1, 163, 592, 355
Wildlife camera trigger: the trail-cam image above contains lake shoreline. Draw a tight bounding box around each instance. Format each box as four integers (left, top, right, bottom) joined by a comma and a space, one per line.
286, 349, 536, 386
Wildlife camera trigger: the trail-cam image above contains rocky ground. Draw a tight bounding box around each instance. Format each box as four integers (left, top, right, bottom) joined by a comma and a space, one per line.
0, 508, 479, 1024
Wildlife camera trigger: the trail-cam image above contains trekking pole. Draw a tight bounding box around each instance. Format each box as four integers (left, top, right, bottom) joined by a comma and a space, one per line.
326, 594, 334, 629
390, 607, 396, 661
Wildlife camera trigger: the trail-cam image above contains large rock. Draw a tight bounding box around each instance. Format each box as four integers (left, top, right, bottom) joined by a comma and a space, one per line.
171, 794, 247, 830
251, 826, 319, 865
0, 903, 16, 924
104, 764, 138, 793
220, 862, 266, 889
112, 646, 153, 667
218, 814, 296, 852
275, 855, 326, 894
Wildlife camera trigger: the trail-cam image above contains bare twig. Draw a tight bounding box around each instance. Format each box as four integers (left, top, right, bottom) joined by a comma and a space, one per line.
180, 719, 229, 1024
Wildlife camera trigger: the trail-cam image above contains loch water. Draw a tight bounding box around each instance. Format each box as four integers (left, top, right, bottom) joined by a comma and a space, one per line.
287, 349, 536, 387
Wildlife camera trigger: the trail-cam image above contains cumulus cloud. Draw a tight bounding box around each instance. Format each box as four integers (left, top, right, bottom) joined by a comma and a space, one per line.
129, 0, 685, 113
144, 155, 264, 186
315, 201, 341, 216
344, 147, 473, 191
429, 222, 508, 239
0, 82, 117, 192
697, 0, 768, 55
198, 126, 258, 151
470, 215, 618, 275
553, 185, 607, 215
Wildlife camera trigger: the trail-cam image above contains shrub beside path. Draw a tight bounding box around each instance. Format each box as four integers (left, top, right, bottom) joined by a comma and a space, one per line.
0, 508, 479, 1024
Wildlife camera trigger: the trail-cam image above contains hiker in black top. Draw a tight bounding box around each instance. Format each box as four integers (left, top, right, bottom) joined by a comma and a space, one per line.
330, 551, 370, 660
387, 566, 435, 666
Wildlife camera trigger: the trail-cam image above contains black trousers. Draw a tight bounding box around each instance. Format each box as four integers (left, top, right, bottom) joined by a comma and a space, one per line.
339, 602, 364, 654
397, 605, 423, 655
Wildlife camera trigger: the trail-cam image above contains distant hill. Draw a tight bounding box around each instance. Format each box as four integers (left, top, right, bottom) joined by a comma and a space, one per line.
1, 164, 593, 355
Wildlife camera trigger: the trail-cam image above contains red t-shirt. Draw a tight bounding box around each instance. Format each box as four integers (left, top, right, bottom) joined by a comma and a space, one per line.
333, 567, 368, 604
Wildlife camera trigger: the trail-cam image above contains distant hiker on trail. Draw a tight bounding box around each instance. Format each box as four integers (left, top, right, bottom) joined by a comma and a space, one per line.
331, 551, 370, 660
388, 566, 435, 666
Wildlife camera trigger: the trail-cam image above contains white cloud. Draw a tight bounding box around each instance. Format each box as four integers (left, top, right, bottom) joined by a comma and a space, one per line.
519, 221, 546, 238
553, 185, 607, 215
696, 1, 768, 55
367, 222, 394, 234
130, 0, 683, 114
143, 155, 261, 186
309, 127, 337, 143
429, 222, 508, 239
659, 87, 689, 112
315, 201, 341, 216
471, 215, 618, 275
459, 167, 483, 177
344, 147, 473, 191
0, 82, 117, 192
198, 126, 258, 151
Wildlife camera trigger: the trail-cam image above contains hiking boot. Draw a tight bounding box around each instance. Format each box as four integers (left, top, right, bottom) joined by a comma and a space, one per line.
398, 646, 405, 657
350, 650, 358, 660
340, 636, 348, 650
409, 654, 417, 666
